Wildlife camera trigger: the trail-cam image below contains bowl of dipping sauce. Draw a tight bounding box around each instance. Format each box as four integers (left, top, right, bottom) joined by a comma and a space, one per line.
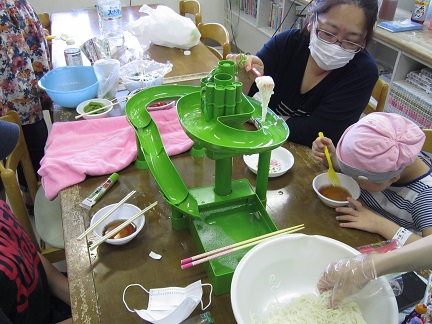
90, 203, 145, 246
76, 98, 113, 119
312, 172, 361, 208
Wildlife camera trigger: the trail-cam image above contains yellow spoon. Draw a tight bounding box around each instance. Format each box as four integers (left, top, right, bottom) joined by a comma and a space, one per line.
318, 132, 341, 187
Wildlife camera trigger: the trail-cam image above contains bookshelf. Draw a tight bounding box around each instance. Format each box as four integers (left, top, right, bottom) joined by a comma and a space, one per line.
225, 0, 309, 54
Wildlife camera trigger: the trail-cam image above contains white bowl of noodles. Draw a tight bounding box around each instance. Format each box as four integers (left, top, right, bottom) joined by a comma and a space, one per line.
231, 234, 398, 324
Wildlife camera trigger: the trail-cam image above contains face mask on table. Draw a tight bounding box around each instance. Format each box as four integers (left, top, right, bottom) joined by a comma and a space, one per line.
122, 280, 212, 324
309, 21, 355, 71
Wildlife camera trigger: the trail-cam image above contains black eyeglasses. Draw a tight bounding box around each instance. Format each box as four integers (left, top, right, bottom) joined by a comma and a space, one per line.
314, 16, 365, 54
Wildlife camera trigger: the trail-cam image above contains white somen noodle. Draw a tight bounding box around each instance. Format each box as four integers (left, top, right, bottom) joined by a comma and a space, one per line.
255, 76, 274, 122
250, 291, 367, 324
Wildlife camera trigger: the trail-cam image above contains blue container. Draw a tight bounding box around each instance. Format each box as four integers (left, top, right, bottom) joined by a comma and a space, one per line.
38, 66, 99, 108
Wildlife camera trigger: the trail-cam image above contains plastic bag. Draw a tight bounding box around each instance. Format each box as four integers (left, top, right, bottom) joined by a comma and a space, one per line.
125, 5, 200, 50
93, 59, 120, 99
119, 59, 173, 92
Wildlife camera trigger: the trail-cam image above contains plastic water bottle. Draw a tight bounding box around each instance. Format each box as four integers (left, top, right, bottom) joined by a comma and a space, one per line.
96, 0, 124, 47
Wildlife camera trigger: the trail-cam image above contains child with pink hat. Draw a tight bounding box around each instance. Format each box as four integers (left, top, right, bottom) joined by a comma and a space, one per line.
312, 112, 432, 246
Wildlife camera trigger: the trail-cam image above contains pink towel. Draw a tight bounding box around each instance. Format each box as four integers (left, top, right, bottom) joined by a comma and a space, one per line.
39, 110, 193, 200
39, 116, 138, 200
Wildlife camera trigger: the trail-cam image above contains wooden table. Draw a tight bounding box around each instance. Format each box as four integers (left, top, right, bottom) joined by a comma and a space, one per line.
58, 142, 382, 323
51, 7, 382, 323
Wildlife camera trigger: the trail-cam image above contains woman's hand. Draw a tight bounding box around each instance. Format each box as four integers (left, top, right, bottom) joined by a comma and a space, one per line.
317, 253, 377, 307
226, 53, 264, 86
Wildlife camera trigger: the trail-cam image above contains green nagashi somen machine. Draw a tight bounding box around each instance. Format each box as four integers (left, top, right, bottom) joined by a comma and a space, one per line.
125, 60, 289, 295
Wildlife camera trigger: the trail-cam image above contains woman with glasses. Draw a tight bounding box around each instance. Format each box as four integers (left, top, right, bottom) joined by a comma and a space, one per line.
228, 0, 379, 146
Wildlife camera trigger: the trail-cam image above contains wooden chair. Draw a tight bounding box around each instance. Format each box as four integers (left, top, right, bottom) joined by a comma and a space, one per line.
422, 129, 432, 153
198, 22, 231, 60
363, 78, 389, 115
179, 0, 202, 26
37, 12, 51, 33
0, 111, 65, 263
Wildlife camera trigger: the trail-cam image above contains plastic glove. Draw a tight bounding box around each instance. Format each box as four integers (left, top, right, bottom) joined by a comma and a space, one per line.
317, 253, 377, 307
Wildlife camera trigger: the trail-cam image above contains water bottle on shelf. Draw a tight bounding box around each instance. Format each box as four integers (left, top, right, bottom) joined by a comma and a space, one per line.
96, 0, 124, 48
411, 0, 430, 24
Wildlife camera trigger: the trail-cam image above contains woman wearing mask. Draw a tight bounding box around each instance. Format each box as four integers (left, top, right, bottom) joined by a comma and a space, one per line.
228, 0, 379, 146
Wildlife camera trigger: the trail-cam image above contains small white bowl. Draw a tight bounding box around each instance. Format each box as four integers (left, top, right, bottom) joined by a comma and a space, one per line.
90, 203, 145, 246
76, 98, 113, 120
312, 172, 361, 208
243, 147, 294, 177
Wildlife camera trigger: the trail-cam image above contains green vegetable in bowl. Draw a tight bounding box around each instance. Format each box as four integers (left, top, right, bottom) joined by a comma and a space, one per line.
83, 101, 108, 114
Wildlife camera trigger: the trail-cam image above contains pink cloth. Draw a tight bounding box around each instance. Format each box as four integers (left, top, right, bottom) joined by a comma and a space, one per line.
39, 116, 138, 200
39, 109, 193, 200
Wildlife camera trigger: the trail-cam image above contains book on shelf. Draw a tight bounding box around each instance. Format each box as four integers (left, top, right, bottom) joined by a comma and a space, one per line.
377, 19, 423, 32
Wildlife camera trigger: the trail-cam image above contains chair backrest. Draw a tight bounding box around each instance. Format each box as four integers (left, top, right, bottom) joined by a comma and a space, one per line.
37, 12, 51, 33
179, 0, 202, 26
363, 78, 389, 115
0, 111, 65, 263
422, 129, 432, 153
198, 22, 231, 60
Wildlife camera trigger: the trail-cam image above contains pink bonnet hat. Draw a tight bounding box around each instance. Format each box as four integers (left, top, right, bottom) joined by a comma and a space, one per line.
336, 113, 425, 182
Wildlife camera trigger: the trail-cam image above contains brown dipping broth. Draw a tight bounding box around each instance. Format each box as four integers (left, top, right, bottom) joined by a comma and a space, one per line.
102, 219, 136, 239
319, 185, 352, 202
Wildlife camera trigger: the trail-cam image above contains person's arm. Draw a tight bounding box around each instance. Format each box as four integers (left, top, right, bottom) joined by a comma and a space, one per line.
226, 53, 263, 94
38, 253, 70, 306
317, 235, 432, 307
311, 135, 340, 171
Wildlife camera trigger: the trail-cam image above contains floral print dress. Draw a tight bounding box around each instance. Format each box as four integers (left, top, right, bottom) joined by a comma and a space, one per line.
0, 0, 52, 125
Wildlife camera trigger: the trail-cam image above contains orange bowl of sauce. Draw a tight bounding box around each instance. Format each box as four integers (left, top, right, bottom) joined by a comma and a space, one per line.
90, 203, 145, 246
312, 172, 361, 208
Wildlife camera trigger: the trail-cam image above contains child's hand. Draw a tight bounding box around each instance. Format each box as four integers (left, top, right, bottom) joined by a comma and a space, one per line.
334, 197, 383, 234
312, 136, 336, 167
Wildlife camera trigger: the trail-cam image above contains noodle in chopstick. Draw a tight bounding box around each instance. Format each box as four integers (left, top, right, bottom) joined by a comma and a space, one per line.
251, 291, 366, 324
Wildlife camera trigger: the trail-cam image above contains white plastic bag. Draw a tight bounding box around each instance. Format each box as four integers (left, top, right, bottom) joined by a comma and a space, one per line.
93, 59, 120, 99
125, 5, 200, 50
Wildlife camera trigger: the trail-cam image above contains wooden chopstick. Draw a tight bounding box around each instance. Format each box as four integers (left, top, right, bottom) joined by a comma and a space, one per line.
75, 98, 128, 120
181, 224, 305, 269
89, 201, 157, 251
77, 190, 136, 240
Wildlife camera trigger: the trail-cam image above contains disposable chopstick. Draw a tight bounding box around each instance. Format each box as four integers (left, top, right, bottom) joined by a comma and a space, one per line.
75, 98, 128, 120
89, 201, 158, 251
181, 224, 305, 269
77, 190, 136, 240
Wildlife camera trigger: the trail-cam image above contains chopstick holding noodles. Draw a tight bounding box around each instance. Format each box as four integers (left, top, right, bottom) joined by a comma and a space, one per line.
181, 224, 304, 269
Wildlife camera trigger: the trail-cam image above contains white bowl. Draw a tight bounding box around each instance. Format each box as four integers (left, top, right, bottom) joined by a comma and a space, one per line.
76, 98, 113, 119
243, 147, 294, 177
231, 234, 398, 324
90, 203, 145, 246
312, 172, 361, 208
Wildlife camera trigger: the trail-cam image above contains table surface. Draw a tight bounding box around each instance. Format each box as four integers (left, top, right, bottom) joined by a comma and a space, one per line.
52, 6, 382, 323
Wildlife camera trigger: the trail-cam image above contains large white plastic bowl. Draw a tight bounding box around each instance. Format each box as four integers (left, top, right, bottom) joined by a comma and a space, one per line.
312, 172, 361, 208
90, 203, 145, 246
231, 234, 398, 324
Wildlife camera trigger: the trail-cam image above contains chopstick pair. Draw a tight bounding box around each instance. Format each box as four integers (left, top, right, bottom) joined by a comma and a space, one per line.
77, 190, 136, 240
75, 98, 128, 120
180, 224, 305, 269
89, 201, 158, 251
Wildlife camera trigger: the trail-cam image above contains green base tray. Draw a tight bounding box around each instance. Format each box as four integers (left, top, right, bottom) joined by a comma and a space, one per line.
173, 179, 278, 295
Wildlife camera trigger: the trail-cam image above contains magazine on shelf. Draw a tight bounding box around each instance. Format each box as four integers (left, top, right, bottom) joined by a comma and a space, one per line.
378, 19, 424, 32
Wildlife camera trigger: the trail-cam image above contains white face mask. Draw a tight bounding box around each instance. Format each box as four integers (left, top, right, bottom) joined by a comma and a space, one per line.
122, 280, 213, 324
309, 21, 355, 71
